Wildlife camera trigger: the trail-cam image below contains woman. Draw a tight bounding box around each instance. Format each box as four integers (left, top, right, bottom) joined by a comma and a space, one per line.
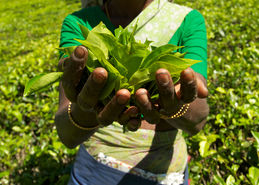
55, 0, 209, 184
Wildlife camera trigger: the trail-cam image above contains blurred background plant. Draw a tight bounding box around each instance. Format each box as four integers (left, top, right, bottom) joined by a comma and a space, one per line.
0, 0, 258, 184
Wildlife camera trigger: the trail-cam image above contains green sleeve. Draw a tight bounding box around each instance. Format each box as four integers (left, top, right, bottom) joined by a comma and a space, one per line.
59, 14, 87, 47
59, 7, 114, 59
59, 14, 86, 58
170, 10, 208, 79
59, 8, 208, 79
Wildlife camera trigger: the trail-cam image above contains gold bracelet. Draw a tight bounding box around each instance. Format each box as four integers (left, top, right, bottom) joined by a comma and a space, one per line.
68, 102, 99, 131
160, 103, 190, 119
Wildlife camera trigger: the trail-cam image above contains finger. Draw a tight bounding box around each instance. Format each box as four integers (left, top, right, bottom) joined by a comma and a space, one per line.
155, 68, 179, 115
127, 118, 141, 132
180, 68, 198, 103
61, 46, 88, 102
77, 67, 108, 111
196, 74, 209, 98
135, 88, 160, 124
118, 106, 139, 125
63, 46, 88, 83
58, 57, 69, 72
98, 89, 130, 126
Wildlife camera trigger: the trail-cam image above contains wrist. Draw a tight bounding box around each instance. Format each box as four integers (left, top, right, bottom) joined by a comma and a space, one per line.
164, 98, 209, 135
70, 102, 99, 128
160, 103, 190, 120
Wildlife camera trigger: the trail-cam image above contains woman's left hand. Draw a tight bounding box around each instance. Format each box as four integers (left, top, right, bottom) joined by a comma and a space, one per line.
128, 67, 209, 134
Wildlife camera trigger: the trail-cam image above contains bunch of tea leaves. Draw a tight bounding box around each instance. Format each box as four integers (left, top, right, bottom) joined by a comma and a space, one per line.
24, 22, 199, 101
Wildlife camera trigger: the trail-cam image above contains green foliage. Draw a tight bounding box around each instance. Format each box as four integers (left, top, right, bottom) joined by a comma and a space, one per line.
23, 72, 63, 97
0, 0, 258, 185
174, 0, 259, 184
248, 167, 259, 185
0, 0, 80, 184
25, 22, 198, 101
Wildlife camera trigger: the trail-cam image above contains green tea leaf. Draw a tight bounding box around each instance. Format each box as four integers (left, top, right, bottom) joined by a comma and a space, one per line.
216, 87, 227, 94
114, 76, 123, 92
198, 134, 219, 157
99, 74, 117, 100
115, 76, 130, 92
151, 94, 159, 101
214, 174, 226, 185
94, 32, 128, 63
76, 22, 113, 59
115, 26, 131, 45
129, 58, 198, 87
12, 126, 22, 132
173, 52, 186, 58
226, 175, 235, 185
251, 131, 259, 146
123, 55, 144, 79
74, 39, 119, 75
148, 61, 183, 78
130, 41, 151, 56
0, 171, 9, 179
24, 72, 63, 96
75, 38, 123, 100
127, 22, 138, 53
248, 166, 259, 185
114, 26, 124, 39
85, 51, 102, 72
128, 68, 151, 86
56, 24, 200, 102
91, 22, 114, 35
139, 44, 183, 68
158, 53, 200, 67
109, 58, 128, 76
78, 23, 90, 39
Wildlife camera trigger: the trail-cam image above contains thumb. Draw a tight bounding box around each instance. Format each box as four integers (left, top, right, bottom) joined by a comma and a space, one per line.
197, 76, 208, 98
61, 45, 88, 102
70, 46, 88, 85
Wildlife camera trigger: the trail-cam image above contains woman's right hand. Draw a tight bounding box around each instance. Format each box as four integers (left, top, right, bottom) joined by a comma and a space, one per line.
57, 46, 140, 130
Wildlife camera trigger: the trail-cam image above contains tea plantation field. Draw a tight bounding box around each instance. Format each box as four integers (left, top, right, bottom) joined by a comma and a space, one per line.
0, 0, 258, 184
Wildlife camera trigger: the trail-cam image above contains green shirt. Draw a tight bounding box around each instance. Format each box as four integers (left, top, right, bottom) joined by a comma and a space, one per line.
59, 6, 207, 79
59, 3, 208, 176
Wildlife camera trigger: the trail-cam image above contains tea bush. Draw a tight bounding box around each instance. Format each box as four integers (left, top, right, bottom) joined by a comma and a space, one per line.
0, 0, 258, 184
174, 0, 259, 184
0, 0, 80, 184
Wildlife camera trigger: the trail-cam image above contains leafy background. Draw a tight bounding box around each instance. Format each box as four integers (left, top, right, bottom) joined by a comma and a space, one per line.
0, 0, 258, 184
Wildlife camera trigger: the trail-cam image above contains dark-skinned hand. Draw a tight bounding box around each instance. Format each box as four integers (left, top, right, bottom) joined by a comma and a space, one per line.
58, 46, 140, 131
58, 46, 208, 132
135, 67, 208, 126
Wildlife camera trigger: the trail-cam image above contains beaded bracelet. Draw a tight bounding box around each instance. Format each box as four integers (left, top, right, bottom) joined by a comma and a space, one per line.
160, 103, 190, 120
68, 102, 99, 131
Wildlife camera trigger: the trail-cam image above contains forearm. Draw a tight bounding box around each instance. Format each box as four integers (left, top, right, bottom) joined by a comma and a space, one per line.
55, 103, 97, 149
165, 97, 209, 135
55, 83, 98, 149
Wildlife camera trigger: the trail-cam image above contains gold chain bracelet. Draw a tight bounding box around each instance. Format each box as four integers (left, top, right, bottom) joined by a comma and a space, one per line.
160, 103, 190, 120
68, 102, 99, 131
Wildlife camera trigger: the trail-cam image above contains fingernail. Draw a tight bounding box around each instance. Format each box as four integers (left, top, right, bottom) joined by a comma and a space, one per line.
92, 72, 105, 84
138, 93, 149, 105
74, 46, 86, 59
157, 73, 170, 86
182, 70, 194, 82
117, 95, 129, 105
